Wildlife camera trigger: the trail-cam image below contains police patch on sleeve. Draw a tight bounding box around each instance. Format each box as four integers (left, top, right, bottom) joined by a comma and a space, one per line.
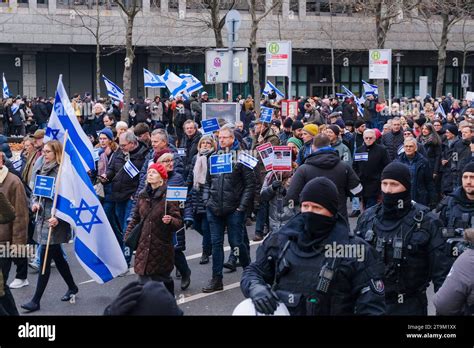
369, 279, 385, 295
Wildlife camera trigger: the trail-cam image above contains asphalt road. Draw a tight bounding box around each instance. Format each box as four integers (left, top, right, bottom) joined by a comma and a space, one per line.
6, 215, 436, 316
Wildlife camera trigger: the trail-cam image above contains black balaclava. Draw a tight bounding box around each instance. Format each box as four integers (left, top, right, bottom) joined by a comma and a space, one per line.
298, 177, 339, 248
380, 162, 412, 219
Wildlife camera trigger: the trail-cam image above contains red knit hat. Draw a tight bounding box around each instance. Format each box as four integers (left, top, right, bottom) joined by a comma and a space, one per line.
148, 163, 168, 180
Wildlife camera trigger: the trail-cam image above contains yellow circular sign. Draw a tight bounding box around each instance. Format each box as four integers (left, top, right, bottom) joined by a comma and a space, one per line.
268, 42, 280, 54
371, 51, 381, 60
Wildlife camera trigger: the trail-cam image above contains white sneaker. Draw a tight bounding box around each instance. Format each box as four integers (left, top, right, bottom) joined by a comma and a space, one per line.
9, 278, 29, 289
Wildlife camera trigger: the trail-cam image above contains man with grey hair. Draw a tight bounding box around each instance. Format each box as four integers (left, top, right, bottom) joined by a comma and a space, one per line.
103, 131, 148, 268
398, 137, 436, 207
353, 129, 390, 209
182, 120, 201, 180
382, 117, 404, 161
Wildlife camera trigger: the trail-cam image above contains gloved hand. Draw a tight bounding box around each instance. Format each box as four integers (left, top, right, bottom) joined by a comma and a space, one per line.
248, 283, 279, 315
271, 180, 282, 191
185, 220, 193, 229
103, 281, 144, 316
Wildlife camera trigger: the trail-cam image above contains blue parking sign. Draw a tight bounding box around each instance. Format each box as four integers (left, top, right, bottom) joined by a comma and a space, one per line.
33, 175, 55, 199
202, 118, 220, 134
210, 153, 233, 175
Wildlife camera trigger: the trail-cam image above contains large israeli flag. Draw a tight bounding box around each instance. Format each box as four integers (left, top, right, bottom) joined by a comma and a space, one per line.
262, 80, 284, 101
341, 85, 364, 117
2, 73, 10, 99
45, 76, 96, 172
144, 68, 166, 88
102, 75, 124, 102
56, 138, 128, 283
160, 69, 187, 98
362, 80, 378, 96
179, 73, 203, 95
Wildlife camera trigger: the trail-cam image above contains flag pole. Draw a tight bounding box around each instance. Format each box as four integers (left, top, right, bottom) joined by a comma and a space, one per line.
42, 130, 69, 275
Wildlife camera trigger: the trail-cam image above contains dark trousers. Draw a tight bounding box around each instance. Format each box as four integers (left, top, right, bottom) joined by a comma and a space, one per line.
31, 244, 77, 305
174, 250, 190, 278
194, 213, 212, 255
138, 274, 174, 296
255, 201, 269, 237
0, 257, 19, 315
12, 257, 28, 280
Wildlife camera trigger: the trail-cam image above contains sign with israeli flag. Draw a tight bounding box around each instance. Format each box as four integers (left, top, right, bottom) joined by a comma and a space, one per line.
238, 152, 258, 170
144, 68, 165, 88
93, 148, 101, 162
202, 118, 220, 134
179, 73, 203, 94
160, 70, 187, 98
341, 85, 364, 118
166, 186, 188, 201
33, 175, 55, 199
102, 75, 124, 102
362, 80, 378, 96
354, 152, 369, 162
12, 158, 22, 172
45, 76, 96, 172
2, 73, 10, 99
210, 153, 233, 175
123, 160, 139, 178
11, 103, 19, 115
55, 138, 128, 283
260, 107, 273, 123
436, 104, 446, 119
262, 80, 284, 101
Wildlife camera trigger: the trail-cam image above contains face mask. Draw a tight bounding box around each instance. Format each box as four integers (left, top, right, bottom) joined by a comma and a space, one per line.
302, 212, 337, 242
382, 191, 411, 219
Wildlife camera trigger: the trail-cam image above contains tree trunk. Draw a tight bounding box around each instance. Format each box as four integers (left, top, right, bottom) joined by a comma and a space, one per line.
122, 15, 135, 119
250, 23, 260, 114
435, 14, 449, 98
329, 0, 335, 97
214, 28, 224, 100
375, 1, 386, 102
95, 1, 101, 99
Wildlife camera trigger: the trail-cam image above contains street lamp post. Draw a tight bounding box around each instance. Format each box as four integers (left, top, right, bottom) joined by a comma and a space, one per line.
394, 52, 404, 98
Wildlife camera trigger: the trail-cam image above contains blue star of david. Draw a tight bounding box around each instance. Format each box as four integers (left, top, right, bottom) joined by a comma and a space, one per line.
72, 199, 102, 234
45, 127, 60, 140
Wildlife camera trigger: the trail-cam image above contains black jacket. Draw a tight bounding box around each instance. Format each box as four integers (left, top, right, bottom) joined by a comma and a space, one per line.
440, 138, 468, 194
382, 130, 404, 161
398, 152, 435, 207
32, 102, 49, 124
241, 213, 386, 315
133, 102, 150, 124
205, 148, 256, 217
420, 138, 441, 176
186, 151, 214, 217
182, 132, 201, 180
285, 149, 361, 219
106, 143, 148, 202
354, 143, 390, 198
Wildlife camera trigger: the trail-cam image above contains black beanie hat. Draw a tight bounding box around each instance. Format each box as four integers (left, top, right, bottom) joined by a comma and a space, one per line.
381, 162, 411, 191
328, 125, 340, 136
462, 162, 474, 174
283, 118, 293, 128
300, 177, 339, 216
445, 124, 459, 136
292, 120, 304, 131
130, 281, 183, 316
354, 119, 365, 129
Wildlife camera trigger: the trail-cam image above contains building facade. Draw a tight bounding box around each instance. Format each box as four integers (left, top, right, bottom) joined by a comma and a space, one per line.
0, 0, 473, 99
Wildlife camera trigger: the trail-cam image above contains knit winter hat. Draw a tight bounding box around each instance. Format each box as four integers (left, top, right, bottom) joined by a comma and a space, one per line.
462, 162, 474, 174
148, 162, 168, 180
287, 137, 303, 149
302, 124, 319, 137
291, 120, 304, 131
283, 118, 294, 128
300, 177, 339, 216
99, 128, 114, 141
354, 119, 365, 129
327, 125, 340, 136
445, 124, 459, 137
381, 162, 411, 192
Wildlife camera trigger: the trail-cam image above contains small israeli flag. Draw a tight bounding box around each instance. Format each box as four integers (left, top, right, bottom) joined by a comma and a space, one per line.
12, 159, 22, 172
102, 75, 124, 102
2, 73, 10, 99
166, 186, 188, 201
144, 68, 166, 88
263, 80, 284, 101
160, 70, 187, 98
123, 160, 139, 178
362, 80, 378, 96
238, 152, 258, 170
341, 85, 364, 117
11, 103, 19, 115
179, 73, 203, 95
436, 104, 447, 119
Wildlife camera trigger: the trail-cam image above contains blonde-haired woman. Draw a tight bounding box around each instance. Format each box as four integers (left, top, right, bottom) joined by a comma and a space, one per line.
21, 140, 78, 313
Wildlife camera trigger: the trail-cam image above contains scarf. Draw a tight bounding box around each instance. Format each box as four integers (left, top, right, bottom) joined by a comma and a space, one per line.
40, 160, 58, 176
0, 166, 9, 184
193, 149, 213, 189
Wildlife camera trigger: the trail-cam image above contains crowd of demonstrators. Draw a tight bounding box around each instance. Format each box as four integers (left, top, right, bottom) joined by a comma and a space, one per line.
0, 87, 473, 317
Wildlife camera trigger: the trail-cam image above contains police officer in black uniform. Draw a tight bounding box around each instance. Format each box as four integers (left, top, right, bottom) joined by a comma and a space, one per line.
241, 177, 386, 316
437, 162, 474, 262
355, 162, 451, 315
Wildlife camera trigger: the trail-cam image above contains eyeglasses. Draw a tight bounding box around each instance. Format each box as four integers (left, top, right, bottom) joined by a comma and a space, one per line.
42, 150, 52, 154
161, 159, 174, 163
119, 142, 130, 149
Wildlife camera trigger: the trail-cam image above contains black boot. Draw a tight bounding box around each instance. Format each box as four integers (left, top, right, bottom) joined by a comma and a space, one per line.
202, 276, 223, 293
199, 252, 210, 265
223, 255, 237, 272
61, 286, 78, 302
181, 270, 191, 291
21, 301, 40, 313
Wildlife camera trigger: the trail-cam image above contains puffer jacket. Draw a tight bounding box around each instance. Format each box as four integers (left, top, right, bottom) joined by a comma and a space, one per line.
125, 184, 181, 276
106, 142, 148, 202
382, 130, 404, 161
206, 142, 256, 217
398, 152, 436, 206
